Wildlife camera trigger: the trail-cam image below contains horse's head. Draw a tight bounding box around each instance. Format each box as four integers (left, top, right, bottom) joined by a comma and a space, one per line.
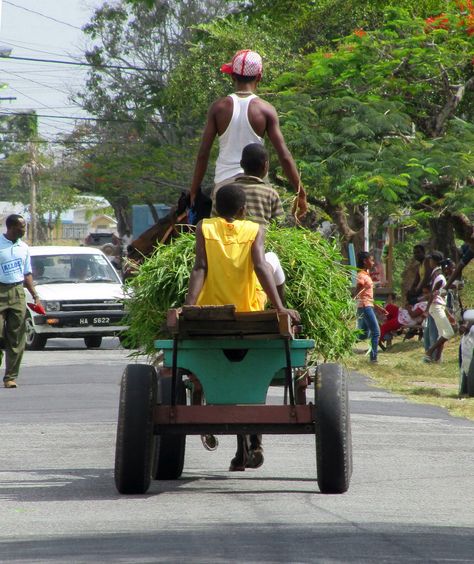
177, 191, 190, 216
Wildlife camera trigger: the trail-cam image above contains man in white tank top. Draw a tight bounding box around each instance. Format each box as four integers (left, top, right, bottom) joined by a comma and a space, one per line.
190, 49, 308, 218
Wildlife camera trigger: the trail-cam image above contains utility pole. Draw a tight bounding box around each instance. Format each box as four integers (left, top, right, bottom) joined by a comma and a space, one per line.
21, 141, 42, 244
17, 111, 40, 244
363, 204, 370, 252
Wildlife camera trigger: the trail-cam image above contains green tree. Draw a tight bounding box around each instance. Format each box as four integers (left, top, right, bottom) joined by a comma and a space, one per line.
270, 5, 473, 253
0, 113, 80, 243
72, 0, 236, 229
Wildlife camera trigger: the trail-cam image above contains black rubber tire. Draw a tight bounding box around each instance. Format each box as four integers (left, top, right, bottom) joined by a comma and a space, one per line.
25, 316, 47, 351
314, 363, 352, 494
84, 336, 102, 348
114, 364, 157, 494
467, 356, 474, 398
152, 370, 186, 480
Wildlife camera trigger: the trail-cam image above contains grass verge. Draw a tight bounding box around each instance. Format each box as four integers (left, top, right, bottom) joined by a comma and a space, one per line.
347, 262, 474, 421
346, 336, 474, 421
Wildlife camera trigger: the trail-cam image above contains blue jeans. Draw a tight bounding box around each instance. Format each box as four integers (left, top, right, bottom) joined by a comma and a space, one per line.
357, 307, 380, 361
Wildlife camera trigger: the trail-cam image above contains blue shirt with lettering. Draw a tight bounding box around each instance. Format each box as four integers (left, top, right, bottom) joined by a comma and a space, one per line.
0, 234, 32, 283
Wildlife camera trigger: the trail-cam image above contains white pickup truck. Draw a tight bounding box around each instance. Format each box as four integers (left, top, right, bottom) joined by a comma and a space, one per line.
25, 246, 126, 350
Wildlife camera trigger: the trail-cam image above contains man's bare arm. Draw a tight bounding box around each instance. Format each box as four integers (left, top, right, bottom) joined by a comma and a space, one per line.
185, 223, 207, 304
23, 273, 41, 304
265, 105, 308, 217
190, 104, 218, 204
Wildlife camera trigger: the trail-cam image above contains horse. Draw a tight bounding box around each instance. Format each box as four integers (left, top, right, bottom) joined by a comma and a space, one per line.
123, 189, 211, 279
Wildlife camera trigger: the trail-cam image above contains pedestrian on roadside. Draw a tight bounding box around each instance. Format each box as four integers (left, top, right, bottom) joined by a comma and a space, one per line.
408, 244, 432, 302
189, 49, 308, 219
423, 251, 454, 363
355, 251, 386, 363
0, 215, 42, 388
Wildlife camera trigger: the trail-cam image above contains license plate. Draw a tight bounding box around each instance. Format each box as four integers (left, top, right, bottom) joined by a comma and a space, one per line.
78, 317, 110, 326
93, 317, 110, 325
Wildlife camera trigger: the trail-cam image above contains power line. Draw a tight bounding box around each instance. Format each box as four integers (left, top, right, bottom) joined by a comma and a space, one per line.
0, 55, 160, 73
1, 68, 72, 96
0, 110, 171, 125
3, 1, 82, 30
0, 39, 83, 60
2, 87, 68, 117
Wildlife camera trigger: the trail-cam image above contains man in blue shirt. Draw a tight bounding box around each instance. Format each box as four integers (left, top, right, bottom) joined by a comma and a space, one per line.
0, 215, 42, 388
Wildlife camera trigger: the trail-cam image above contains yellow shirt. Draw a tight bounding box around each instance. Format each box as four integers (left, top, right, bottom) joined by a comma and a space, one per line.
418, 261, 425, 281
197, 217, 266, 312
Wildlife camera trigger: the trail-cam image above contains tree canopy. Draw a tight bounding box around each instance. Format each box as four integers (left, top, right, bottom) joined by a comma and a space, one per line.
60, 0, 474, 249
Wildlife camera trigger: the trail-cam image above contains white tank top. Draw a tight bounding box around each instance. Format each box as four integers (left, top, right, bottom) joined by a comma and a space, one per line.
214, 93, 264, 185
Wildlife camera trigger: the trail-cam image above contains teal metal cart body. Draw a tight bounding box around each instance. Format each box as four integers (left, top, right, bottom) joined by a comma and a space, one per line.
114, 307, 353, 495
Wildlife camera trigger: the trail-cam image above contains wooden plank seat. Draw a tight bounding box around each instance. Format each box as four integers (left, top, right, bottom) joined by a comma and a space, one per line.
156, 306, 314, 405
166, 305, 295, 340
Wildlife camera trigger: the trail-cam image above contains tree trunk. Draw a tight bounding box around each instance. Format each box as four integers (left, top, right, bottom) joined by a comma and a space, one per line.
111, 196, 132, 237
428, 216, 458, 260
448, 212, 474, 249
36, 219, 49, 244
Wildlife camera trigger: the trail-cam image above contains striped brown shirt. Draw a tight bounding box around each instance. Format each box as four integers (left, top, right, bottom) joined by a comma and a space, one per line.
212, 175, 284, 225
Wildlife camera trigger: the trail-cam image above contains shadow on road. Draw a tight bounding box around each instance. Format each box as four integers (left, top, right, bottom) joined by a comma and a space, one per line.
0, 524, 473, 562
0, 467, 322, 501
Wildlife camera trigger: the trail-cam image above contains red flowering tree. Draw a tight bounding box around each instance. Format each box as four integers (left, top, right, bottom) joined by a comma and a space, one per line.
273, 5, 474, 254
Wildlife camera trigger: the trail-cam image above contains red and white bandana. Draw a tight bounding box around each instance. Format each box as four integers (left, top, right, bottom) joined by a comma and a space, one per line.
221, 50, 263, 77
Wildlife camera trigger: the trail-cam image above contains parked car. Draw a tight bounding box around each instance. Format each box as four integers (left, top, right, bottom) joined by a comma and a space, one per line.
459, 309, 474, 396
84, 232, 120, 247
84, 233, 122, 270
25, 246, 127, 350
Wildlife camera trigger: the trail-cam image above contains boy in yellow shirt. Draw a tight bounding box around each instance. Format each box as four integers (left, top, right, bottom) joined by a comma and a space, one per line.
185, 183, 299, 470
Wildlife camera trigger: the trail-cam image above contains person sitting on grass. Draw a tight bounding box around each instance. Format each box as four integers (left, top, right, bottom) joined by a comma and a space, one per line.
379, 289, 429, 348
185, 183, 300, 472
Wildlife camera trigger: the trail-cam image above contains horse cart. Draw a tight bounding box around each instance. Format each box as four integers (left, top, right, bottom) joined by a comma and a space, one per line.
114, 306, 353, 495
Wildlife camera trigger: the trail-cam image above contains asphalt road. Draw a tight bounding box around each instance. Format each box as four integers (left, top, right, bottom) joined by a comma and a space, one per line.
0, 338, 473, 563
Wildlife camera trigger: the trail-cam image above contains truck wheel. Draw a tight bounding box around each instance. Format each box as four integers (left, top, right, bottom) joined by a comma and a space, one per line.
25, 316, 47, 350
84, 336, 102, 348
314, 363, 352, 494
152, 370, 186, 480
467, 356, 474, 398
114, 364, 157, 494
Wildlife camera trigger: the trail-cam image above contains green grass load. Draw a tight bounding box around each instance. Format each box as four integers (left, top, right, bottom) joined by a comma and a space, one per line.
123, 225, 357, 361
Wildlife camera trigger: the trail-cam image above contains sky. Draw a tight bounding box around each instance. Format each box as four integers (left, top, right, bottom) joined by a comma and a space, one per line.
0, 0, 103, 139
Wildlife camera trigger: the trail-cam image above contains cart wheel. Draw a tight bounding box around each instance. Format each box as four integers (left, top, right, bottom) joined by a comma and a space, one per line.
152, 370, 186, 480
114, 364, 157, 494
314, 363, 352, 494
